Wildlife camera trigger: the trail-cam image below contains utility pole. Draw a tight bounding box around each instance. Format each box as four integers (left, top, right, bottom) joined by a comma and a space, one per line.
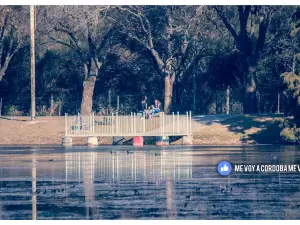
50, 94, 54, 116
30, 5, 36, 121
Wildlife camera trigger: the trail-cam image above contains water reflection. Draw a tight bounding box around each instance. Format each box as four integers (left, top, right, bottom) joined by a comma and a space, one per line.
0, 146, 300, 219
63, 151, 192, 219
32, 157, 36, 220
65, 151, 193, 182
82, 153, 99, 219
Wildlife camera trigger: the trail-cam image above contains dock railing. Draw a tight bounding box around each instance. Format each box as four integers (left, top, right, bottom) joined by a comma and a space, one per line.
65, 111, 192, 137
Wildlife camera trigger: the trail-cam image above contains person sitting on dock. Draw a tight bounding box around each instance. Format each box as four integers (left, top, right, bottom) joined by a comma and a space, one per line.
137, 96, 148, 117
150, 99, 162, 118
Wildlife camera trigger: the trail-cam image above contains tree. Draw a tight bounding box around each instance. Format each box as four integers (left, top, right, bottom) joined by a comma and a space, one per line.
111, 6, 205, 113
40, 6, 113, 115
211, 6, 274, 113
0, 6, 30, 82
255, 6, 295, 113
280, 8, 300, 143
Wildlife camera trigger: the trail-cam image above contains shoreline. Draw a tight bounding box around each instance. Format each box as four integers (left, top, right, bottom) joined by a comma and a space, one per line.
0, 143, 297, 147
0, 114, 289, 146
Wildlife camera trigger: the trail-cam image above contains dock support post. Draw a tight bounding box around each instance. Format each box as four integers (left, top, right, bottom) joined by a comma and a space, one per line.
62, 136, 73, 147
182, 135, 193, 145
86, 136, 99, 147
133, 136, 143, 147
156, 136, 169, 146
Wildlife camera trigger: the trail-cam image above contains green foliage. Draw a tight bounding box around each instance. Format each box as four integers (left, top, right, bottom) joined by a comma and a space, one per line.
282, 71, 300, 105
5, 104, 24, 116
280, 8, 300, 142
280, 127, 300, 143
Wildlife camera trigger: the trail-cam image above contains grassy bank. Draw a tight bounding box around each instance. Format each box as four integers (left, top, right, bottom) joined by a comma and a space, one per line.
0, 114, 287, 145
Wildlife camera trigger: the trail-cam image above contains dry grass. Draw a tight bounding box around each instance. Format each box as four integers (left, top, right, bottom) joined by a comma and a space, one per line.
0, 116, 111, 145
192, 122, 242, 145
192, 114, 285, 145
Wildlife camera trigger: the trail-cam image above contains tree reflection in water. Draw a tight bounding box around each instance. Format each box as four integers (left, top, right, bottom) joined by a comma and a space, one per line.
1, 146, 299, 219
64, 150, 192, 219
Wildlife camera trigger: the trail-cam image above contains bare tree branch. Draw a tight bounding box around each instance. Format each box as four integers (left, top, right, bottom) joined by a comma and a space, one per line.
238, 6, 251, 37
213, 6, 239, 43
254, 9, 272, 59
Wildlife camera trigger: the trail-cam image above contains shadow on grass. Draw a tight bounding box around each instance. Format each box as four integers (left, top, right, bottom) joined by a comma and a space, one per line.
220, 114, 285, 144
0, 116, 28, 122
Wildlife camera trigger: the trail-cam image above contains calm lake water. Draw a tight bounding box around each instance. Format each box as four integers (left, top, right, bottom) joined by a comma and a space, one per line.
0, 145, 300, 220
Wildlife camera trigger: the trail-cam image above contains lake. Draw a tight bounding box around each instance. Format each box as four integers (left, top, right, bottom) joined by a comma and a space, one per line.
0, 145, 300, 219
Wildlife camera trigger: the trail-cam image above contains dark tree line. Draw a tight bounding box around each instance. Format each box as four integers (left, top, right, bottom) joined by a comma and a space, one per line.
0, 5, 299, 118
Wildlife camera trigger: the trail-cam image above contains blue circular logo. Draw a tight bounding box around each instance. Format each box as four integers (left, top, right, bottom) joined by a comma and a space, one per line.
217, 161, 232, 176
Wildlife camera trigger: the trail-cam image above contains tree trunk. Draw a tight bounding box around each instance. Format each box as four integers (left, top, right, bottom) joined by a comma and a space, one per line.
81, 75, 97, 115
175, 82, 180, 112
80, 59, 102, 115
164, 74, 174, 114
226, 85, 230, 114
215, 94, 219, 114
0, 56, 13, 81
243, 65, 258, 114
50, 94, 54, 116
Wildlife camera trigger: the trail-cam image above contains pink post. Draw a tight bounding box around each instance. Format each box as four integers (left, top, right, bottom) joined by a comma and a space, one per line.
133, 136, 144, 147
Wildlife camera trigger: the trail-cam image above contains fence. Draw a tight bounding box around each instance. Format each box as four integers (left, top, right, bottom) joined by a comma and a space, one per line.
65, 111, 192, 137
0, 94, 150, 116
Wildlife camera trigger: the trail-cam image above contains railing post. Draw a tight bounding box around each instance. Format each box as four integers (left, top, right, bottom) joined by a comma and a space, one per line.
89, 113, 92, 135
162, 112, 165, 134
172, 112, 175, 134
65, 113, 68, 136
117, 96, 120, 113
177, 112, 179, 134
143, 112, 146, 133
131, 112, 133, 134
111, 113, 113, 135
134, 113, 136, 134
77, 113, 80, 135
92, 112, 95, 134
160, 113, 163, 134
189, 111, 192, 134
116, 112, 119, 135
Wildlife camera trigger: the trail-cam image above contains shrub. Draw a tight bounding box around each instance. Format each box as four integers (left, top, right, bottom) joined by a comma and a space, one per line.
37, 105, 51, 116
280, 127, 298, 143
6, 105, 24, 116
